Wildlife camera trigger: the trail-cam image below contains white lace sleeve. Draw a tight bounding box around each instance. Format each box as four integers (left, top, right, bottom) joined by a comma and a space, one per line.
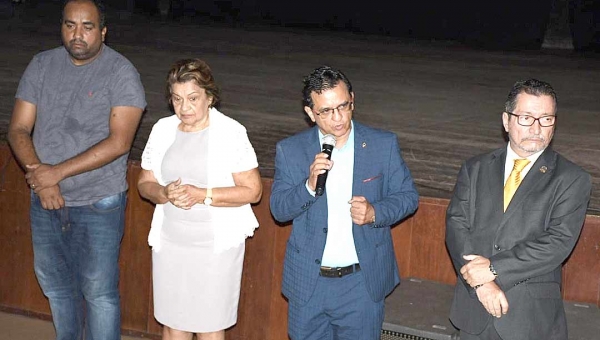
231, 128, 259, 173
140, 127, 156, 171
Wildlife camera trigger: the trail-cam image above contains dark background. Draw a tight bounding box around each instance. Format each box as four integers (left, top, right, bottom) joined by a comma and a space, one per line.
119, 0, 600, 50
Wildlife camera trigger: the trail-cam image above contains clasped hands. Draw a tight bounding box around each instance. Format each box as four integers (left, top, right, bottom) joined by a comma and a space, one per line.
164, 178, 202, 210
25, 163, 65, 209
461, 254, 509, 318
25, 163, 61, 193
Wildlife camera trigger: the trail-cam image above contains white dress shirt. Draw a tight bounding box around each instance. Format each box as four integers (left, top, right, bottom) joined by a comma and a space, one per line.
319, 123, 359, 267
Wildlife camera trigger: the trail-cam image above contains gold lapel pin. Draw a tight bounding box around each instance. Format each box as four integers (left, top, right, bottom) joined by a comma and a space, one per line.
362, 142, 367, 148
539, 166, 547, 173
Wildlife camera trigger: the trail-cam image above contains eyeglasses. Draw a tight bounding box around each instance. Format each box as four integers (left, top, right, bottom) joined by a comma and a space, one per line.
314, 101, 353, 117
506, 112, 556, 127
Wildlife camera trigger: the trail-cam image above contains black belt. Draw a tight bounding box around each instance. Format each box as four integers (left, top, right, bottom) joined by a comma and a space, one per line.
319, 263, 361, 278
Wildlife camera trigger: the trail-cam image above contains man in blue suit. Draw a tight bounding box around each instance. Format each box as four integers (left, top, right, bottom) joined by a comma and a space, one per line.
270, 66, 419, 340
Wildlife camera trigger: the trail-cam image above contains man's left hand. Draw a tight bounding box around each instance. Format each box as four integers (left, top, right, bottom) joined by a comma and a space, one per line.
460, 254, 496, 287
25, 163, 62, 192
475, 281, 509, 318
349, 196, 375, 225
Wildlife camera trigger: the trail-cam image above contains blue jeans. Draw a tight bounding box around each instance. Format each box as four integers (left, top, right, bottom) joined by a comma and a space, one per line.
30, 191, 126, 340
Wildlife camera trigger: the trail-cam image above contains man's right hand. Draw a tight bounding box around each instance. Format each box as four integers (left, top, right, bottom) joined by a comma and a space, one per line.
475, 281, 509, 318
308, 152, 333, 192
37, 185, 65, 210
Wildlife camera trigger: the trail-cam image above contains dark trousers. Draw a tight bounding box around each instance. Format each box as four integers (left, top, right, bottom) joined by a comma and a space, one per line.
460, 322, 503, 340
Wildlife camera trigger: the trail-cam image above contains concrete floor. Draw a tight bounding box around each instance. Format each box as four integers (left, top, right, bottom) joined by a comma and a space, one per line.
0, 311, 143, 340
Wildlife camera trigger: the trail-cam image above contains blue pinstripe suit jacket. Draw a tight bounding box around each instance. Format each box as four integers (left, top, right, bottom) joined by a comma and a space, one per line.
270, 121, 419, 305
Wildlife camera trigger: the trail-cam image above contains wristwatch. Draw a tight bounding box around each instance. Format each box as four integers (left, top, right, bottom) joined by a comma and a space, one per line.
203, 188, 213, 206
489, 263, 498, 277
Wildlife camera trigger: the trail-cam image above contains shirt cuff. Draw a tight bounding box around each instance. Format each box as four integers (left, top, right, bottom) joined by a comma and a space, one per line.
305, 180, 316, 197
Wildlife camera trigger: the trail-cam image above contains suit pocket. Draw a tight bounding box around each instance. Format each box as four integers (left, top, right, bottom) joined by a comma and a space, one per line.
522, 200, 547, 211
526, 282, 562, 299
362, 174, 382, 183
360, 173, 383, 200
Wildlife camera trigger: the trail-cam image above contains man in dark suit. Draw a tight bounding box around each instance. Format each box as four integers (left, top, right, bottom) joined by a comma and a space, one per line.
270, 66, 419, 340
445, 79, 592, 340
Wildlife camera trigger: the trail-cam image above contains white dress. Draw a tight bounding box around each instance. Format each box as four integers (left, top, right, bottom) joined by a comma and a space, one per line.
152, 127, 244, 332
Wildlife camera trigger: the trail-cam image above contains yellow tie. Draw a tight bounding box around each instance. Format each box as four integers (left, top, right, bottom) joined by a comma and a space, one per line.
504, 159, 530, 211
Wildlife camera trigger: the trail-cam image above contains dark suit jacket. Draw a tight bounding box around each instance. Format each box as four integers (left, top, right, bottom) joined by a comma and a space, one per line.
445, 146, 591, 340
270, 121, 419, 305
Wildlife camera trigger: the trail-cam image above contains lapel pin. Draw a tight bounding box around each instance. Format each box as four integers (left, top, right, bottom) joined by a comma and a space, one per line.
539, 166, 547, 173
362, 142, 367, 148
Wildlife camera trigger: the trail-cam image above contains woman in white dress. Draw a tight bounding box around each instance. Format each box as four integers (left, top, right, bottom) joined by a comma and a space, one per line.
137, 58, 262, 340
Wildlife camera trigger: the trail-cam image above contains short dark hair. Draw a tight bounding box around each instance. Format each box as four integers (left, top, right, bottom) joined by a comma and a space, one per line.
165, 58, 221, 108
62, 0, 106, 29
505, 79, 557, 115
302, 66, 353, 108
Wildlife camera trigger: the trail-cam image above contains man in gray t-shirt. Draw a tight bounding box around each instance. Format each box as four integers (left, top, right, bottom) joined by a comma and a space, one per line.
7, 1, 146, 339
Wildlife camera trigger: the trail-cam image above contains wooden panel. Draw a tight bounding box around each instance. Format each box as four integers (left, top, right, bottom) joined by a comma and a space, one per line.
119, 162, 155, 334
258, 179, 291, 340
425, 198, 457, 285
267, 211, 291, 340
2, 144, 599, 339
392, 216, 414, 279
408, 198, 456, 285
0, 147, 49, 315
562, 215, 600, 306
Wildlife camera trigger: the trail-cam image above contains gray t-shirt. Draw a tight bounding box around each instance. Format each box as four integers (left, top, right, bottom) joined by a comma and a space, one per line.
15, 45, 146, 206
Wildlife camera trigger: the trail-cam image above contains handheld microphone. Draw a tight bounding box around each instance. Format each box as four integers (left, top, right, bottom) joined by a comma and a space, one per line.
315, 134, 336, 196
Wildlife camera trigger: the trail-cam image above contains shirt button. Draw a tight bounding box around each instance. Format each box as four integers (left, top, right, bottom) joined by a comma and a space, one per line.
315, 259, 321, 265
323, 228, 328, 233
494, 244, 501, 251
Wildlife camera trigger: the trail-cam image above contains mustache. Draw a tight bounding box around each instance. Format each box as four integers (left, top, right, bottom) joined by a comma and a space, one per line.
521, 135, 546, 142
69, 39, 87, 46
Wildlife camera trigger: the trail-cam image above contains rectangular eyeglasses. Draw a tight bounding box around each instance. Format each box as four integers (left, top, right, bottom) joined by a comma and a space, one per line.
506, 112, 556, 127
